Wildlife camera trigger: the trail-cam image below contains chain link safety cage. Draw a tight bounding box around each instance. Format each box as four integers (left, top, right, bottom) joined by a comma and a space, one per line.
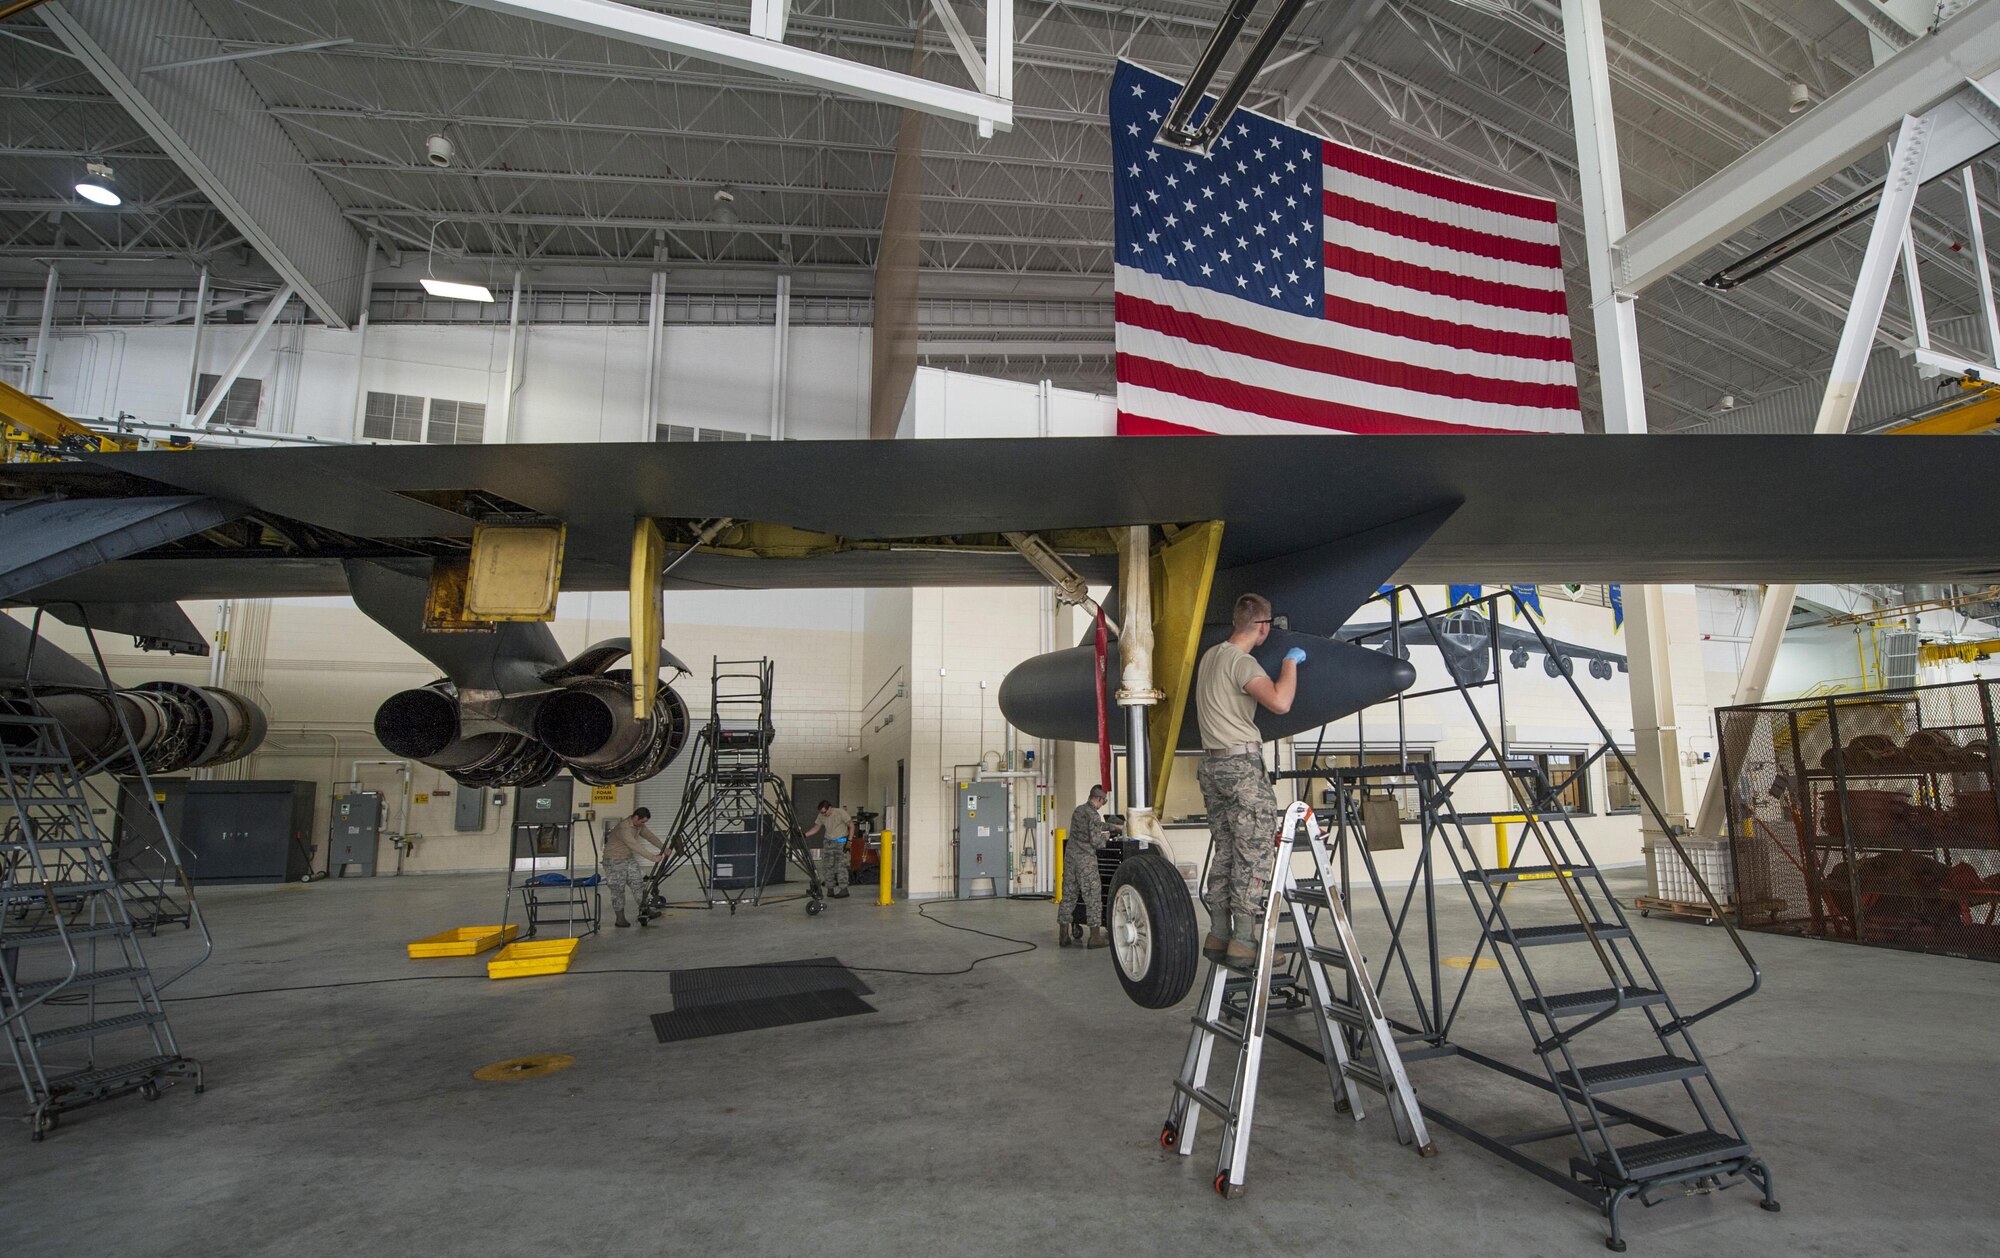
1717, 679, 2000, 962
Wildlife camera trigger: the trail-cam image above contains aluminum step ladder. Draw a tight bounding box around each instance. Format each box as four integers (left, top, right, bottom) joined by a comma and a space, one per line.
1162, 801, 1432, 1196
1, 710, 202, 1140
1426, 760, 1777, 1251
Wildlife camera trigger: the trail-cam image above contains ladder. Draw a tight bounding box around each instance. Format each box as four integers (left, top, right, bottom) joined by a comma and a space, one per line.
1424, 757, 1776, 1251
0, 708, 202, 1140
1163, 801, 1431, 1196
642, 658, 824, 916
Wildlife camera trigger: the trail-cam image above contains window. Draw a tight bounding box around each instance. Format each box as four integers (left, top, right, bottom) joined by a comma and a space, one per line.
363, 391, 424, 442
195, 373, 262, 426
1531, 752, 1591, 815
1605, 756, 1641, 813
425, 399, 485, 445
1300, 750, 1433, 821
656, 424, 768, 442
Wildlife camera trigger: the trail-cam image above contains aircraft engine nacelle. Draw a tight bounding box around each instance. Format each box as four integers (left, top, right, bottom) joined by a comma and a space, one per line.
6, 682, 268, 775
532, 672, 690, 787
373, 683, 561, 788
998, 627, 1417, 749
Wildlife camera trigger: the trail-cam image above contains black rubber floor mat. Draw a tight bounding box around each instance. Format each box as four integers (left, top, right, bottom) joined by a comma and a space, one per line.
650, 987, 876, 1043
669, 956, 872, 1008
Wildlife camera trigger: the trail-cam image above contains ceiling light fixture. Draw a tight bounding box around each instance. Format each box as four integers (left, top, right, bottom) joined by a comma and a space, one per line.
1789, 82, 1811, 114
420, 277, 495, 302
421, 219, 494, 303
710, 186, 738, 225
74, 160, 120, 207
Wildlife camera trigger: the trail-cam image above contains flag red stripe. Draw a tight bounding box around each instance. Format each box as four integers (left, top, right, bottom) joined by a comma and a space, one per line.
1117, 293, 1580, 411
1323, 191, 1562, 269
1115, 413, 1211, 436
1117, 354, 1530, 435
1321, 141, 1559, 224
1320, 293, 1572, 362
1324, 243, 1569, 316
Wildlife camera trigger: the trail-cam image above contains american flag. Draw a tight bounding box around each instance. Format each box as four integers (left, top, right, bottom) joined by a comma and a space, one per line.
1111, 61, 1583, 436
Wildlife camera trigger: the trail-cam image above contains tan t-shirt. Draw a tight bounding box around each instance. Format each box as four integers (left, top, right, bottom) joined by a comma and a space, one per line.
1196, 640, 1266, 749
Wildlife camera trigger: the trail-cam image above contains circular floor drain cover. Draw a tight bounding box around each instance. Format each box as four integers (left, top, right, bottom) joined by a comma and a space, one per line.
1441, 955, 1499, 971
473, 1054, 576, 1082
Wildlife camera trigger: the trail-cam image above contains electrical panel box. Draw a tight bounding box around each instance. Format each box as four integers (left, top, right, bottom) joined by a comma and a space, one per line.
709, 818, 787, 889
329, 792, 383, 877
513, 777, 575, 872
453, 785, 486, 832
954, 780, 1009, 898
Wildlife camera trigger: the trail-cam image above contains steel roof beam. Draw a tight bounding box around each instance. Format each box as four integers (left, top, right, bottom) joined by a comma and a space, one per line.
36, 0, 367, 327
446, 0, 1012, 132
1616, 0, 2000, 293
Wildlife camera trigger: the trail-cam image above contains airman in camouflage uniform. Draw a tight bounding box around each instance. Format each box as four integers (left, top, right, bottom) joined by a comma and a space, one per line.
1194, 592, 1303, 971
1058, 785, 1113, 948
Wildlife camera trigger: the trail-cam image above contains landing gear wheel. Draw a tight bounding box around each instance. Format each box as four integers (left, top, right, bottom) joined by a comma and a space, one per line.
1107, 849, 1198, 1010
139, 1081, 161, 1101
1160, 1124, 1178, 1150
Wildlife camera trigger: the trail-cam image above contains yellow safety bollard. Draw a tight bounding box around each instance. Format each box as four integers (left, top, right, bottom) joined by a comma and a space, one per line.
1053, 827, 1066, 902
1493, 814, 1525, 869
877, 830, 894, 906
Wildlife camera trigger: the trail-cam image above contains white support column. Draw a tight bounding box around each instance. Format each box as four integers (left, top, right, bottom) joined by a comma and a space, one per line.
1815, 113, 1933, 433
1898, 223, 1931, 350
642, 268, 665, 442
1963, 167, 2000, 365
769, 272, 791, 440
748, 0, 789, 41
1692, 583, 1798, 840
182, 264, 209, 421
1562, 0, 1686, 837
346, 242, 376, 437
27, 263, 58, 397
193, 284, 293, 427
1561, 0, 1645, 433
496, 269, 524, 443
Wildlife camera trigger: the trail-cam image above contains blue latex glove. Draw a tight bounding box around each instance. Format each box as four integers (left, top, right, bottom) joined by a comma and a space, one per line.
1283, 647, 1307, 665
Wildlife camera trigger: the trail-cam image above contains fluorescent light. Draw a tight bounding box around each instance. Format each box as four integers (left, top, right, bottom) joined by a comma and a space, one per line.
420, 276, 495, 302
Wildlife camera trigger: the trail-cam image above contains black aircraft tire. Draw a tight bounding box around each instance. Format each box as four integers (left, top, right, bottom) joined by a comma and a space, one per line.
1108, 849, 1199, 1009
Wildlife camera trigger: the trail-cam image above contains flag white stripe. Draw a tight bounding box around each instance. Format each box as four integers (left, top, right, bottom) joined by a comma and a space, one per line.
1324, 167, 1562, 246
1118, 267, 1576, 388
1323, 217, 1565, 291
1320, 267, 1574, 339
1117, 385, 1355, 436
1118, 325, 1575, 431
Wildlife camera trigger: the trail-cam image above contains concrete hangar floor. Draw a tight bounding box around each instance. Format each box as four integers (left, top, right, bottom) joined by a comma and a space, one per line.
2, 867, 1993, 1257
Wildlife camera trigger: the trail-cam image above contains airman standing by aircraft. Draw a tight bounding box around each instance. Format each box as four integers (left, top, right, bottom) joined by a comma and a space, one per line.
603, 806, 665, 928
1194, 593, 1301, 971
1057, 784, 1115, 948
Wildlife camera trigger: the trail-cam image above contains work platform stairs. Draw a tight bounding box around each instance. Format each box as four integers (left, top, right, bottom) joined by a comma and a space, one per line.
644, 658, 824, 916
1279, 584, 1779, 1249
1163, 801, 1433, 1197
0, 708, 202, 1140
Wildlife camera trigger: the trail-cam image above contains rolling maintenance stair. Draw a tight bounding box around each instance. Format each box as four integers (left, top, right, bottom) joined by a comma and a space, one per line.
1, 708, 202, 1140
1427, 756, 1777, 1250
644, 657, 824, 916
1162, 801, 1432, 1196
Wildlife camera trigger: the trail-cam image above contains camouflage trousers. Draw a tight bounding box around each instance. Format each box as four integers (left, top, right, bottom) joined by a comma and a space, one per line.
1196, 752, 1280, 944
1055, 842, 1103, 929
816, 844, 850, 895
603, 856, 643, 917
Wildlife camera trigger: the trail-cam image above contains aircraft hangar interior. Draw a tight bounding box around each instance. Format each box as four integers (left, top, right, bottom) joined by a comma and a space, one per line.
4, 1, 2000, 1254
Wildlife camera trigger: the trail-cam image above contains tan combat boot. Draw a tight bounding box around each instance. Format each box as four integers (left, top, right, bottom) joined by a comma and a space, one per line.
1087, 926, 1109, 949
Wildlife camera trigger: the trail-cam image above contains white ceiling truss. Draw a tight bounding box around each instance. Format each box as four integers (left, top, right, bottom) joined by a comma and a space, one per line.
0, 0, 1994, 425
